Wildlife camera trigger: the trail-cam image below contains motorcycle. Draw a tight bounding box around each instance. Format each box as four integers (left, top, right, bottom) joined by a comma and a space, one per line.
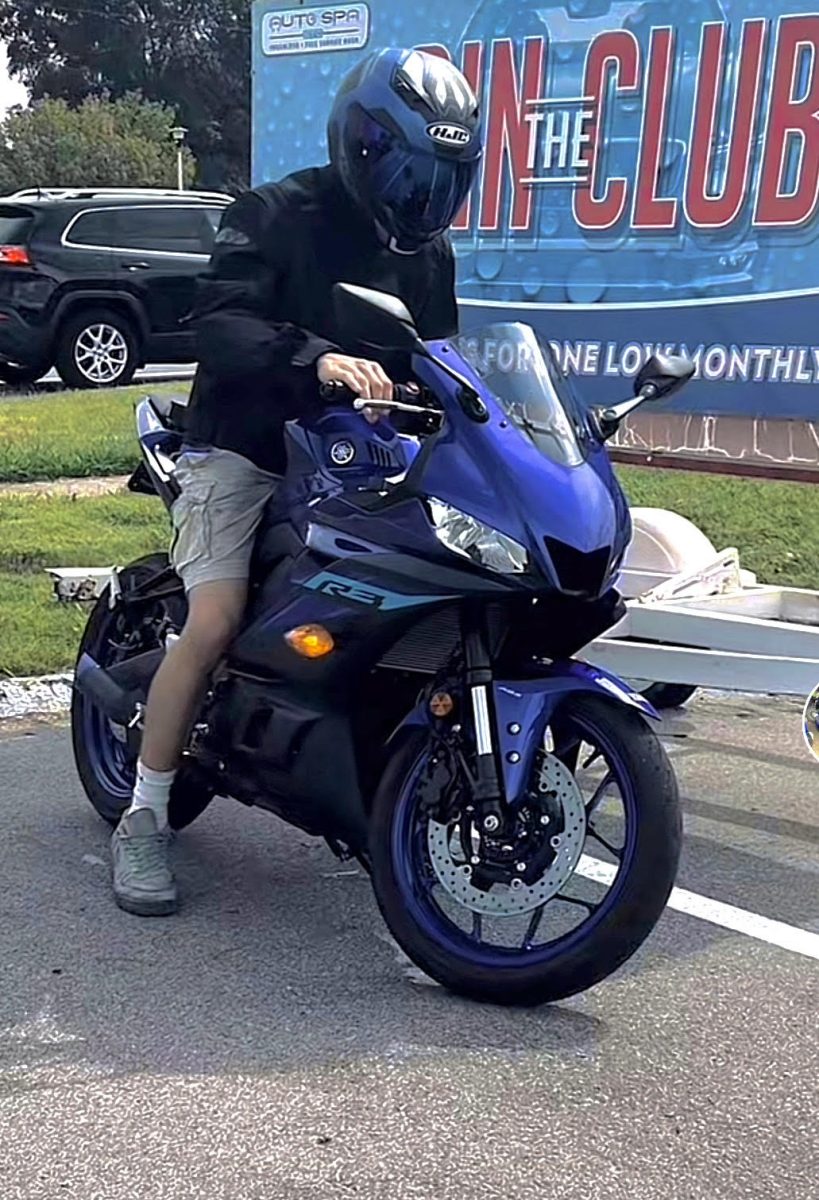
71, 283, 692, 1006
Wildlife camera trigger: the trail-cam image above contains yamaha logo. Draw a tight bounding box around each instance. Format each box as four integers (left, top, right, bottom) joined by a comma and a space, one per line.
427, 122, 471, 148
330, 440, 356, 467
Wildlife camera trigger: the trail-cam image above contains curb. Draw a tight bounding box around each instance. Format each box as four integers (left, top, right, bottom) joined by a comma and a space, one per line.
0, 674, 791, 725
0, 674, 72, 721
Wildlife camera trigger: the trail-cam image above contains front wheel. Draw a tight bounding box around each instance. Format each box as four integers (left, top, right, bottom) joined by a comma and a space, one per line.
370, 695, 681, 1006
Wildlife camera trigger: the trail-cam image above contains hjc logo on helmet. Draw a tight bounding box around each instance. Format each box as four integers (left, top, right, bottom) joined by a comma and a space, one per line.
427, 123, 471, 148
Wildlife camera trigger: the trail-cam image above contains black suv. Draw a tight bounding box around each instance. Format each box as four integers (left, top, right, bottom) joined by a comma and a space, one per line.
0, 188, 232, 388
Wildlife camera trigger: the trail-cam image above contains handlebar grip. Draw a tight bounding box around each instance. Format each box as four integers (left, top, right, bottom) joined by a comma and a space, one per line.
320, 381, 424, 405
393, 384, 423, 405
319, 380, 352, 402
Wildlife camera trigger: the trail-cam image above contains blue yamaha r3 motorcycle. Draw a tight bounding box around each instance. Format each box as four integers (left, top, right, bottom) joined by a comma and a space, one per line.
72, 285, 691, 1006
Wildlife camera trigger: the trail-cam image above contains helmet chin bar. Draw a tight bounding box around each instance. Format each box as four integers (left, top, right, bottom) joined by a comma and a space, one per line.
388, 236, 421, 256
373, 217, 420, 256
374, 217, 445, 257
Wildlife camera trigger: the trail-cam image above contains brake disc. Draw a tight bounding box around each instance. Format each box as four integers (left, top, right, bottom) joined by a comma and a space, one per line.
426, 753, 587, 915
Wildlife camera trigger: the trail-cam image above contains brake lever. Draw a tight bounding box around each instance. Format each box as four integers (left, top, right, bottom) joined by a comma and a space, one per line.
352, 397, 441, 417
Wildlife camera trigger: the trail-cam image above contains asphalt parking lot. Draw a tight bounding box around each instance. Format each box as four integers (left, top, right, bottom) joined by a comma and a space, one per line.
1, 692, 817, 1200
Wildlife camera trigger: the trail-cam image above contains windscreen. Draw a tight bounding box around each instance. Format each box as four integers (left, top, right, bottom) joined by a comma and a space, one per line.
453, 323, 589, 467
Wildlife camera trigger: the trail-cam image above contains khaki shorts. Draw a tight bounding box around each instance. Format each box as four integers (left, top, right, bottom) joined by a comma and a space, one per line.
170, 447, 279, 592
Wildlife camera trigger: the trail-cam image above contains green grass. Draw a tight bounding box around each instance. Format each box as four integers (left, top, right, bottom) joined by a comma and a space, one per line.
0, 572, 90, 678
0, 492, 168, 574
0, 466, 816, 677
0, 381, 188, 483
0, 493, 167, 677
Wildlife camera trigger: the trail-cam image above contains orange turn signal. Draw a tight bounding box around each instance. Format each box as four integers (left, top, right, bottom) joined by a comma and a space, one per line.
285, 624, 335, 659
430, 691, 455, 718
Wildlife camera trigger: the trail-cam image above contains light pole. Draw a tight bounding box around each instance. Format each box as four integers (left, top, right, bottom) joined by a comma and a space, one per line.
170, 126, 188, 191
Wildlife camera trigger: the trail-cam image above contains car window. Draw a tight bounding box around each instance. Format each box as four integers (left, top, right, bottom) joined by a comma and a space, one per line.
0, 208, 33, 243
116, 207, 218, 255
65, 209, 122, 247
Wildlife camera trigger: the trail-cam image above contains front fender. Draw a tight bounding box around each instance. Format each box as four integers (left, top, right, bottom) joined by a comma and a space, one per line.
529, 660, 659, 720
493, 661, 658, 804
392, 660, 657, 806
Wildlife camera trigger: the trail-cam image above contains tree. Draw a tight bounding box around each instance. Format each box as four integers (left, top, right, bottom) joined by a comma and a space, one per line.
0, 95, 197, 194
0, 1, 251, 192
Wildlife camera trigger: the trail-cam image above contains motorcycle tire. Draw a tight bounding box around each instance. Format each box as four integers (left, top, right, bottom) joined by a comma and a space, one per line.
71, 554, 215, 832
369, 694, 681, 1006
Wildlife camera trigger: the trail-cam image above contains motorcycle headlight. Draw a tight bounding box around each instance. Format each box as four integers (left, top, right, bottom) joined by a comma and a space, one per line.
429, 499, 528, 575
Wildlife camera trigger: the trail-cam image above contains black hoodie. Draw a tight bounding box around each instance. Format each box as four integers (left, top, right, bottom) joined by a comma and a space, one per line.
186, 165, 459, 473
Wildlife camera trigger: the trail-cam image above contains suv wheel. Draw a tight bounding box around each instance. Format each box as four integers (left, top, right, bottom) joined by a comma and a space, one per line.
55, 308, 139, 389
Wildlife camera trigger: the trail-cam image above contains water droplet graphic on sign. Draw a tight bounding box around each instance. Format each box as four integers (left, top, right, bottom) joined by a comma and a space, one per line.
566, 257, 607, 304
476, 249, 504, 281
523, 269, 543, 299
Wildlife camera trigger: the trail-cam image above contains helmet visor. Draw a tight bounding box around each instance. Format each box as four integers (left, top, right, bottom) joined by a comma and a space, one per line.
351, 109, 478, 245
376, 149, 477, 244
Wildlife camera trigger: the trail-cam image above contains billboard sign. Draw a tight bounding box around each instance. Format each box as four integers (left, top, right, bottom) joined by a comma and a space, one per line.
252, 1, 819, 422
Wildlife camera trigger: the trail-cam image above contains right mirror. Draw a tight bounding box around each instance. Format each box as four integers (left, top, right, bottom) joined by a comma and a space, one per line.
634, 353, 695, 400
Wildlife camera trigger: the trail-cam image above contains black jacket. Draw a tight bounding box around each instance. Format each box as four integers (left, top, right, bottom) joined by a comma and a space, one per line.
186, 165, 460, 473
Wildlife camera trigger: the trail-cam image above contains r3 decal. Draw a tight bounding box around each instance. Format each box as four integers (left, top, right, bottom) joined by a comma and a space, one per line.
303, 571, 448, 612
316, 578, 382, 607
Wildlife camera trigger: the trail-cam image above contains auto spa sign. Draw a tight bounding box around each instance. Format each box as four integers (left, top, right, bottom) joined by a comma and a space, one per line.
252, 1, 819, 421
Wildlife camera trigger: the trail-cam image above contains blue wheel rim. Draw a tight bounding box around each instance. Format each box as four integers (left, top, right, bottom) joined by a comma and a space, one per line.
82, 699, 135, 801
79, 607, 138, 803
390, 711, 639, 970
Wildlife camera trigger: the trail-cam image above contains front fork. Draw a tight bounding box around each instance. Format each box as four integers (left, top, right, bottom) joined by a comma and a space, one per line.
463, 610, 505, 826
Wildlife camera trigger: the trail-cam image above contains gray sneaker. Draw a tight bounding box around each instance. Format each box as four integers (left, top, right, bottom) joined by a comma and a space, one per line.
111, 808, 178, 916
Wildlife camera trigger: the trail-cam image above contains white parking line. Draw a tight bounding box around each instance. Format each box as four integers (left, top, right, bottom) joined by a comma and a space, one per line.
578, 856, 819, 962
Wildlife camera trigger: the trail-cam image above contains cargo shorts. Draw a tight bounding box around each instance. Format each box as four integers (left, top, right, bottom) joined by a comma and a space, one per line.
170, 446, 279, 592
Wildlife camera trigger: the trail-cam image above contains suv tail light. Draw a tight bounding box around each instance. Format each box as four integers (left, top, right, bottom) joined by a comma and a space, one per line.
0, 245, 32, 265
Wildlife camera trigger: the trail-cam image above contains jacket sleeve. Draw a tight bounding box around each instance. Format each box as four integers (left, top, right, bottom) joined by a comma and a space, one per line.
414, 237, 460, 341
192, 189, 338, 380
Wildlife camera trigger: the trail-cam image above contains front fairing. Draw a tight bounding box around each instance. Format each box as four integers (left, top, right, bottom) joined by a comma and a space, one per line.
411, 340, 631, 594
281, 327, 630, 600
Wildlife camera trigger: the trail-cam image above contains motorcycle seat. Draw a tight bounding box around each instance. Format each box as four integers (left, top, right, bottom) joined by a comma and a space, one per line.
251, 493, 302, 579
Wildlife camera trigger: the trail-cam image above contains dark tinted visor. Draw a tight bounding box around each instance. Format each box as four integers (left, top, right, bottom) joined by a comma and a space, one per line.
355, 111, 478, 243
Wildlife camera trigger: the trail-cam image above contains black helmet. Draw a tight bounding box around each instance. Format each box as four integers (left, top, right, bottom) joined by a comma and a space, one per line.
328, 48, 482, 253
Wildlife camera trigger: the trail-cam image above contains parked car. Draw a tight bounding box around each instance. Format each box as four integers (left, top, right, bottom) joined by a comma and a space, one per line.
0, 188, 232, 389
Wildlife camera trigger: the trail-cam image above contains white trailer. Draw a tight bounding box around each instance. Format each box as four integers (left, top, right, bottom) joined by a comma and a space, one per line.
46, 505, 819, 704
594, 508, 819, 700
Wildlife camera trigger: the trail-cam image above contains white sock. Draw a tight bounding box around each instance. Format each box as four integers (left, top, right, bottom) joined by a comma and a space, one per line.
128, 761, 177, 831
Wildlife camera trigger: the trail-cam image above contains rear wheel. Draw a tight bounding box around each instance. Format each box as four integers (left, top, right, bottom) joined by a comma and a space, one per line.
55, 306, 139, 389
370, 696, 681, 1006
71, 554, 215, 831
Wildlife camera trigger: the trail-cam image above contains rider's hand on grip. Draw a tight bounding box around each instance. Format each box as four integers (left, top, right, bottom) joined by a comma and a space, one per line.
317, 352, 393, 424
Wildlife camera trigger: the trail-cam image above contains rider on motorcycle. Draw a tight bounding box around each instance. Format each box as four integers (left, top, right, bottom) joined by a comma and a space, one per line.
111, 47, 483, 916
